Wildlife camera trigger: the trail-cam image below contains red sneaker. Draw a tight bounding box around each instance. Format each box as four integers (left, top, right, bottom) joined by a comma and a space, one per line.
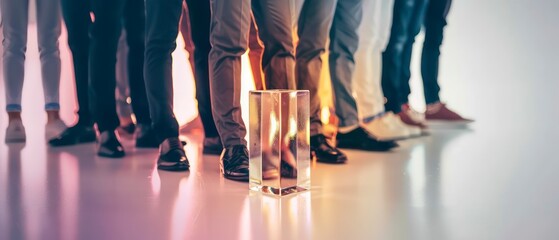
425, 102, 473, 127
398, 104, 427, 129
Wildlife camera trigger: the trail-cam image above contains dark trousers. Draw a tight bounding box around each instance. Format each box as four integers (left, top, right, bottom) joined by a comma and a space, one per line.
144, 0, 183, 142
183, 0, 219, 138
89, 0, 150, 132
61, 0, 92, 126
420, 0, 451, 104
381, 0, 428, 113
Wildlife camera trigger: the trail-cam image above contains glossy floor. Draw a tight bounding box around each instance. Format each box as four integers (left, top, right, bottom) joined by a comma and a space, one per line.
1, 0, 559, 239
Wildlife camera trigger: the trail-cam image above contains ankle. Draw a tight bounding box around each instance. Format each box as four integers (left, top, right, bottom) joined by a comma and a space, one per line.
8, 112, 22, 122
46, 110, 61, 122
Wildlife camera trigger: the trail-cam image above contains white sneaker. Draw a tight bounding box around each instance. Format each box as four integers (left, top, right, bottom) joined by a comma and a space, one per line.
46, 119, 68, 141
363, 114, 411, 141
386, 112, 422, 137
5, 119, 26, 143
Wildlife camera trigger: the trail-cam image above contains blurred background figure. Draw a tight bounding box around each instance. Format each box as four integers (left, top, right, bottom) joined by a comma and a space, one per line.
49, 0, 97, 147
88, 0, 154, 158
1, 0, 66, 143
381, 0, 429, 129
419, 0, 473, 126
352, 0, 421, 141
115, 30, 136, 136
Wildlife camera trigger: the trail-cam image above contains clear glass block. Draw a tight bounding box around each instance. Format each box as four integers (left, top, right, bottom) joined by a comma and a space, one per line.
249, 90, 310, 196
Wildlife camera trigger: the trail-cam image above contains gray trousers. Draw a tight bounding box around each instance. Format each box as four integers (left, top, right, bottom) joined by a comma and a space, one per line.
1, 0, 62, 112
295, 0, 362, 134
328, 0, 363, 128
209, 0, 295, 147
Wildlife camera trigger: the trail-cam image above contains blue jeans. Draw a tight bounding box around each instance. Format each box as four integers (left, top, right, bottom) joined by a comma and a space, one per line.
381, 0, 428, 113
420, 0, 452, 104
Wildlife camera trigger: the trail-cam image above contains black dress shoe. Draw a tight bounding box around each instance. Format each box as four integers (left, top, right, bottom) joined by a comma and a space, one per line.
310, 134, 348, 164
97, 131, 125, 158
49, 124, 96, 147
203, 136, 223, 155
220, 145, 250, 181
135, 124, 159, 148
336, 127, 398, 152
157, 138, 189, 171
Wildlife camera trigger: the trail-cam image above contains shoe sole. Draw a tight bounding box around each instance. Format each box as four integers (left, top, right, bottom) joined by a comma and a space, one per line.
310, 149, 348, 164
376, 134, 412, 141
219, 165, 249, 181
336, 142, 396, 152
426, 120, 473, 128
97, 152, 126, 158
157, 164, 189, 172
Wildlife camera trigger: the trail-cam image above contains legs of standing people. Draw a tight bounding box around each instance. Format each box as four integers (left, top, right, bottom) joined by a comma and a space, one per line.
49, 0, 97, 146
399, 0, 429, 104
381, 0, 416, 114
60, 0, 92, 127
353, 0, 394, 121
296, 0, 349, 163
422, 0, 450, 105
36, 0, 66, 140
209, 0, 256, 180
252, 0, 296, 90
252, 0, 297, 177
209, 0, 295, 180
209, 0, 251, 149
352, 0, 418, 141
185, 0, 223, 154
328, 0, 362, 131
382, 0, 427, 130
115, 30, 135, 134
421, 0, 472, 124
89, 0, 127, 157
1, 0, 28, 142
145, 0, 189, 170
179, 2, 196, 74
248, 15, 265, 90
123, 0, 158, 148
328, 0, 397, 151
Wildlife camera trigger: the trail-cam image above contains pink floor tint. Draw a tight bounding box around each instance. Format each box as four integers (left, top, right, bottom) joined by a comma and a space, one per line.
2, 0, 559, 239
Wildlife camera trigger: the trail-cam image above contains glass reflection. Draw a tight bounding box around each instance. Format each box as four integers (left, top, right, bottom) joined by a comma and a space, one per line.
249, 90, 310, 196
